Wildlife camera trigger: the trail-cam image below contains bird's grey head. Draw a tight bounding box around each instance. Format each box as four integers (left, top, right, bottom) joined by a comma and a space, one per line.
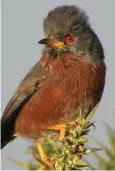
43, 5, 89, 38
39, 5, 104, 61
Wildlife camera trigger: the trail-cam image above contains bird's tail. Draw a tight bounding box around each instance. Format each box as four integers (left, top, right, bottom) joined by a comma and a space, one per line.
1, 123, 15, 149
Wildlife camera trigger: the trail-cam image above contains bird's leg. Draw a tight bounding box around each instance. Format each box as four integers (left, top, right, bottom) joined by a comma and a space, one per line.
37, 142, 47, 161
37, 142, 52, 170
48, 121, 78, 141
48, 123, 67, 141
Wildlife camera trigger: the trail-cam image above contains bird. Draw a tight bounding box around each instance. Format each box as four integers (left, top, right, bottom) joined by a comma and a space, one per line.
1, 5, 106, 161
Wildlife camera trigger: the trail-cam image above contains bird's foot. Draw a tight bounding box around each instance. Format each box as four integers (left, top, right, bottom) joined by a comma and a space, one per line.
36, 160, 52, 170
47, 121, 79, 141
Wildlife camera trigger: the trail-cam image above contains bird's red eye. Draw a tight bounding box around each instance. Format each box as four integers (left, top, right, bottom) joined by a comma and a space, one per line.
64, 34, 75, 44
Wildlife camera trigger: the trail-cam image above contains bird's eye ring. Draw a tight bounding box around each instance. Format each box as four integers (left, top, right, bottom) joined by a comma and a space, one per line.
64, 34, 75, 44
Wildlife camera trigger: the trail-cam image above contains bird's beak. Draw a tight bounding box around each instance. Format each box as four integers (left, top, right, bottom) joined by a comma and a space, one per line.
38, 38, 64, 48
38, 38, 49, 45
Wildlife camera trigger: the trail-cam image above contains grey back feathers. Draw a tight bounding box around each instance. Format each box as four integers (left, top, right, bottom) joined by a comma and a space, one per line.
43, 5, 90, 38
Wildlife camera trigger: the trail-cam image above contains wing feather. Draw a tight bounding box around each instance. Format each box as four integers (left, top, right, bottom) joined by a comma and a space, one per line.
1, 60, 47, 148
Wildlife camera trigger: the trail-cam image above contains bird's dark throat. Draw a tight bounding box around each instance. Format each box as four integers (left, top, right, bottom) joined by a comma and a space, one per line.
43, 46, 66, 59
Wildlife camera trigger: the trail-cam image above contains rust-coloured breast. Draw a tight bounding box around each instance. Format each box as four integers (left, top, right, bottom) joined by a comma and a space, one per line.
15, 53, 106, 138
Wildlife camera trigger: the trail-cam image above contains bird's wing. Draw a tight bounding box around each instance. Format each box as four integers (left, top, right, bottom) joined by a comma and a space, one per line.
1, 60, 47, 128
